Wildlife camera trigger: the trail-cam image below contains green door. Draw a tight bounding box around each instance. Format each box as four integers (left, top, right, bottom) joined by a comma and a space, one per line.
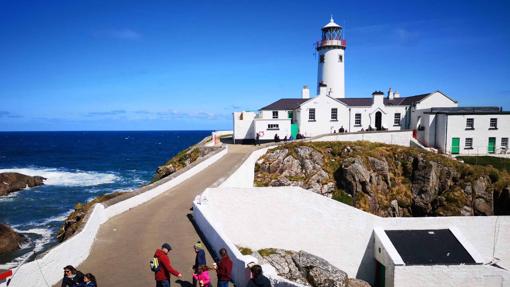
451, 137, 460, 154
375, 261, 385, 287
291, 123, 299, 139
488, 137, 496, 154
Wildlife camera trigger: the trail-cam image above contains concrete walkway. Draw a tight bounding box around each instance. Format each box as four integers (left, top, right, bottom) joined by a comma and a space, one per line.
72, 145, 254, 287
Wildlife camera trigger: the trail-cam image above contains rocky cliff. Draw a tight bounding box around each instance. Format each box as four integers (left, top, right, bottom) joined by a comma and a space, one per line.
0, 224, 26, 254
255, 142, 510, 217
254, 248, 370, 287
0, 172, 46, 196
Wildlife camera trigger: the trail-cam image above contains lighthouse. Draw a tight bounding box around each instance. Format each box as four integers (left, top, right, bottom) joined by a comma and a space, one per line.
316, 16, 346, 98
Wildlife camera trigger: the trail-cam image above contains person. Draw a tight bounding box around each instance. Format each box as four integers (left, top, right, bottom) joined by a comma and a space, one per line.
154, 243, 182, 287
274, 134, 280, 143
78, 273, 97, 287
215, 248, 233, 287
339, 126, 345, 133
62, 265, 84, 287
255, 133, 260, 146
246, 265, 271, 287
283, 136, 288, 142
193, 242, 207, 287
192, 265, 211, 287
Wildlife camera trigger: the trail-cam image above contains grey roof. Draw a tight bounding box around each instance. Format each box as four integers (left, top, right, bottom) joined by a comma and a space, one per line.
260, 99, 308, 110
424, 106, 508, 115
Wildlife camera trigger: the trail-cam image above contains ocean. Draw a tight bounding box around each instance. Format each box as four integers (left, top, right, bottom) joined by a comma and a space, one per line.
0, 130, 211, 268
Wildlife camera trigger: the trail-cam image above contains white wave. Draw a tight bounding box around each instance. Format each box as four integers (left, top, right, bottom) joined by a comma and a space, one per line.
0, 167, 119, 187
0, 227, 53, 270
0, 191, 19, 202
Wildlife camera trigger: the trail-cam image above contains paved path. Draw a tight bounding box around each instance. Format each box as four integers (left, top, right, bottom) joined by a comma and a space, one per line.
73, 145, 254, 287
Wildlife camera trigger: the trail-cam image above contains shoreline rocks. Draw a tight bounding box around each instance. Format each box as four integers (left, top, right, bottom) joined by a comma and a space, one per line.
0, 224, 26, 254
0, 172, 46, 197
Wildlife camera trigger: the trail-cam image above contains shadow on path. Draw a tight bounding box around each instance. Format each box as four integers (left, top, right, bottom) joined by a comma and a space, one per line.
186, 213, 219, 262
176, 279, 194, 287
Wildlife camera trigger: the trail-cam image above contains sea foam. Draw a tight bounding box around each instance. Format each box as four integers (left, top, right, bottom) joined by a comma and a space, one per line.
0, 167, 119, 187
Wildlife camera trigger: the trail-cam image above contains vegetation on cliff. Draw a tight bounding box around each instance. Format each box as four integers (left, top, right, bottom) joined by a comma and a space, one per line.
57, 192, 126, 242
255, 141, 510, 217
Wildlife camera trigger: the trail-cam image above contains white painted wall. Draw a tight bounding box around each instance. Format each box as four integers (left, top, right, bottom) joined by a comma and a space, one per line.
233, 112, 256, 141
219, 147, 271, 188
312, 130, 413, 147
298, 94, 349, 137
410, 91, 458, 130
254, 119, 291, 141
4, 146, 229, 287
317, 46, 345, 99
442, 114, 510, 155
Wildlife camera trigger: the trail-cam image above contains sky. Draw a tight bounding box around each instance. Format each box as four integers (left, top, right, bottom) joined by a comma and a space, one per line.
0, 0, 509, 131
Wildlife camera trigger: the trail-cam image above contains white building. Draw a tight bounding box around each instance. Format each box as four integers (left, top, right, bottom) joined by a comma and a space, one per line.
232, 18, 510, 156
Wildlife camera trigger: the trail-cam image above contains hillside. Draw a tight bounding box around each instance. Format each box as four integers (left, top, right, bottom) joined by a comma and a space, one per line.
255, 141, 510, 217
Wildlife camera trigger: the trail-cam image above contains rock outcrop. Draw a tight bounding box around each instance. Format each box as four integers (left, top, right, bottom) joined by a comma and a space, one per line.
0, 224, 26, 254
255, 142, 510, 216
256, 249, 370, 287
0, 172, 46, 196
153, 146, 219, 182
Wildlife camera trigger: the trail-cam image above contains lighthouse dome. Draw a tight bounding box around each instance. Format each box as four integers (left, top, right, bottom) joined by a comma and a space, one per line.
322, 16, 341, 30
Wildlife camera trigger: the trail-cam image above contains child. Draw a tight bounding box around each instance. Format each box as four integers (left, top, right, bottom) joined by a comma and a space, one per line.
192, 265, 211, 287
78, 273, 97, 287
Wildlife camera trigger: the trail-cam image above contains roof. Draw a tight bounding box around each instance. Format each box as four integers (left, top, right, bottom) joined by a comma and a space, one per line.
259, 98, 308, 111
385, 229, 476, 265
424, 106, 510, 115
323, 17, 341, 29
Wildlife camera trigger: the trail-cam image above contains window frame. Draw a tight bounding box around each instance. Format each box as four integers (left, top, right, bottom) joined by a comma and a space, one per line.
309, 108, 316, 122
319, 55, 325, 63
489, 118, 498, 130
502, 137, 508, 148
393, 113, 401, 126
331, 108, 338, 121
464, 138, 473, 150
354, 113, 362, 126
466, 118, 474, 130
267, 124, 279, 130
272, 111, 278, 119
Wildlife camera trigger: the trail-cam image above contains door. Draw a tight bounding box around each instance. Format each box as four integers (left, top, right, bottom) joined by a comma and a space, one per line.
488, 137, 496, 154
451, 137, 460, 154
291, 123, 299, 139
375, 111, 382, 130
375, 261, 385, 287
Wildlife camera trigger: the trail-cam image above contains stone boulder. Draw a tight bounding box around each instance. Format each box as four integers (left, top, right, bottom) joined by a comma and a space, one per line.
258, 249, 370, 287
0, 224, 26, 254
0, 172, 46, 196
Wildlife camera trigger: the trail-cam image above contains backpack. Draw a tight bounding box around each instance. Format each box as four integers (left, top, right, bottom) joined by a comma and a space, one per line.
150, 257, 160, 272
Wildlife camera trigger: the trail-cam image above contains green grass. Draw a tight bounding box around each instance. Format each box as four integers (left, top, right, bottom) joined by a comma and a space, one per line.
458, 156, 510, 172
258, 248, 277, 257
238, 246, 253, 255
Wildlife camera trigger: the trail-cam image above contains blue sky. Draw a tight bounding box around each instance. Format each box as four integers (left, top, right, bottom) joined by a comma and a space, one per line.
1, 0, 509, 131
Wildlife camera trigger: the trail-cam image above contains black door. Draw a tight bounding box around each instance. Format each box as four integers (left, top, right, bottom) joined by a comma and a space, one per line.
375, 111, 382, 130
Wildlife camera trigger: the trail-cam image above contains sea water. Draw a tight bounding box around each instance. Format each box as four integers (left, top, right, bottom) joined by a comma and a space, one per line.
0, 130, 210, 268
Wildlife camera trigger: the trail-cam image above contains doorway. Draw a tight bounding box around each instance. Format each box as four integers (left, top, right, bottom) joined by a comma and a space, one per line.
488, 137, 496, 154
451, 137, 460, 154
375, 111, 382, 130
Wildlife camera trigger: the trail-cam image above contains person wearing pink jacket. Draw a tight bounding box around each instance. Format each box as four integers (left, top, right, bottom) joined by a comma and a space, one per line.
192, 265, 211, 287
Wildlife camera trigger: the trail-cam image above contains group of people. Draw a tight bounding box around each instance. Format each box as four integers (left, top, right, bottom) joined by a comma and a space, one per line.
153, 241, 271, 287
61, 265, 97, 287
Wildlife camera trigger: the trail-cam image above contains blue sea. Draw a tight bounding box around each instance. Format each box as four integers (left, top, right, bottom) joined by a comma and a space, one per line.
0, 130, 210, 268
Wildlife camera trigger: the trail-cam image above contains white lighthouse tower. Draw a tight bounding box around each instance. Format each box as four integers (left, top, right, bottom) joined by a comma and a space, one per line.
316, 16, 346, 98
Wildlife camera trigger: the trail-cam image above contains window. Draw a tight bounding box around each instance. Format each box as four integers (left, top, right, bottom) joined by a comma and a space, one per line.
309, 108, 316, 121
502, 138, 508, 149
490, 118, 498, 129
465, 138, 473, 149
339, 55, 343, 62
466, 118, 474, 130
267, 124, 279, 130
319, 55, 325, 63
331, 108, 338, 121
272, 111, 278, 119
354, 113, 362, 126
394, 113, 401, 126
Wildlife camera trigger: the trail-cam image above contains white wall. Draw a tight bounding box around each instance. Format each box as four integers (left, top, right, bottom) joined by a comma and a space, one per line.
410, 91, 458, 130
312, 130, 412, 147
233, 112, 256, 140
4, 146, 229, 287
317, 46, 345, 99
254, 119, 291, 141
444, 114, 510, 155
298, 94, 349, 137
220, 147, 271, 188
393, 265, 510, 287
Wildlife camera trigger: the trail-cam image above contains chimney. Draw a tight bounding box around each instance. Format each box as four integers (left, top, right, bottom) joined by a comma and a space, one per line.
301, 85, 310, 99
388, 87, 394, 100
319, 81, 327, 96
394, 91, 400, 98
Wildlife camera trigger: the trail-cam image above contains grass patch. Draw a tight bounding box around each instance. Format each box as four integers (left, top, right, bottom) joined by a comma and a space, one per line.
258, 248, 277, 257
458, 156, 510, 172
238, 246, 253, 255
332, 188, 353, 205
